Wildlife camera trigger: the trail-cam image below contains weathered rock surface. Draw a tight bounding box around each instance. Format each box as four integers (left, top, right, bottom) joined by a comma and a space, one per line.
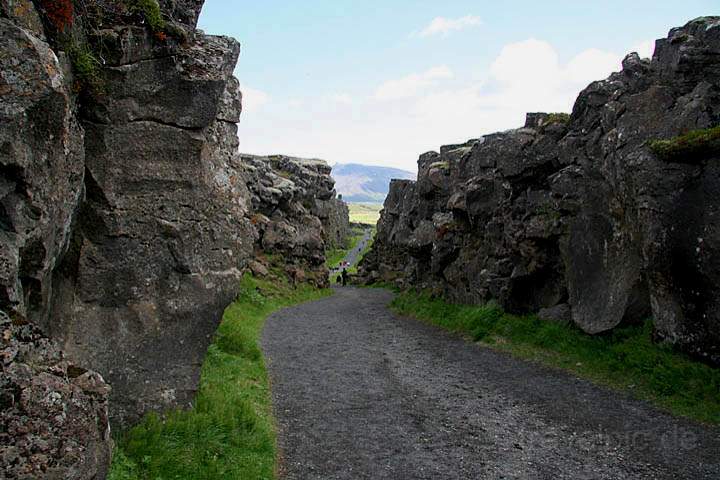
360, 17, 720, 365
1, 311, 111, 480
242, 154, 350, 286
0, 14, 84, 332
1, 0, 348, 473
50, 26, 258, 425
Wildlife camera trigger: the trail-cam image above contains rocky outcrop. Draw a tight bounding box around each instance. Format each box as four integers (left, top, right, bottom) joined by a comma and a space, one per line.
43, 4, 260, 426
1, 0, 348, 474
242, 154, 350, 286
1, 312, 111, 480
0, 0, 349, 419
1, 1, 112, 476
360, 17, 720, 365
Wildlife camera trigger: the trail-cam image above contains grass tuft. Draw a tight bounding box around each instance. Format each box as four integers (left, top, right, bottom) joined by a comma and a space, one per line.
108, 273, 331, 479
545, 112, 571, 125
127, 0, 166, 32
649, 125, 720, 163
391, 290, 720, 424
68, 45, 102, 91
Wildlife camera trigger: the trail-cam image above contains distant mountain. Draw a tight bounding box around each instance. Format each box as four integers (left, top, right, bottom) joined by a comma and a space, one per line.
332, 163, 415, 203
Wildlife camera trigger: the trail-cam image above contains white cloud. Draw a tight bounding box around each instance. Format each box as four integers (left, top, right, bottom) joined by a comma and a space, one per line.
287, 98, 304, 109
415, 15, 482, 38
238, 39, 646, 172
240, 85, 270, 113
374, 66, 453, 101
629, 40, 656, 59
325, 92, 354, 105
565, 48, 621, 84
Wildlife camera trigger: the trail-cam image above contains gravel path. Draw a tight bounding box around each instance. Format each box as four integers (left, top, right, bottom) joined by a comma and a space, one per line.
330, 228, 373, 276
261, 287, 720, 479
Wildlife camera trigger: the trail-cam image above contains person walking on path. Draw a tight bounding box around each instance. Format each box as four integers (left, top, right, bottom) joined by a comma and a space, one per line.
341, 268, 348, 286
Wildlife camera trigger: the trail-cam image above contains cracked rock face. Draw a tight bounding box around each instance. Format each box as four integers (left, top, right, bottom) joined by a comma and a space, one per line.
0, 15, 84, 330
242, 154, 350, 286
2, 0, 349, 447
360, 17, 720, 365
47, 14, 257, 426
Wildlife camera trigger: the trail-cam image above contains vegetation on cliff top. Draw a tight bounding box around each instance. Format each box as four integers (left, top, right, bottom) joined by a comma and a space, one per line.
127, 0, 166, 32
545, 112, 571, 125
109, 272, 332, 479
391, 290, 720, 425
37, 0, 171, 92
649, 125, 720, 162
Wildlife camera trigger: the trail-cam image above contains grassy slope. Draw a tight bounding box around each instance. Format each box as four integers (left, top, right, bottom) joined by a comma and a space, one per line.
348, 203, 382, 226
391, 291, 720, 425
109, 273, 331, 480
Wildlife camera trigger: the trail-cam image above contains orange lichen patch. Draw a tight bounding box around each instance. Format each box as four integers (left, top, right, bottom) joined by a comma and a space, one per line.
40, 0, 74, 31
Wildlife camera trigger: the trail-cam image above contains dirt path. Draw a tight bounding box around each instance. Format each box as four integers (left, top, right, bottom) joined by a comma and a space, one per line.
261, 287, 720, 480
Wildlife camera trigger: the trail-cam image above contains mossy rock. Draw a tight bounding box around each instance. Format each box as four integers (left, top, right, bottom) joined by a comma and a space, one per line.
545, 112, 570, 125
649, 126, 720, 163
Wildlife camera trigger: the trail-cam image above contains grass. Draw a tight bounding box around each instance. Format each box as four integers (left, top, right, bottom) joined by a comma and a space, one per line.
348, 203, 383, 226
649, 125, 720, 163
545, 112, 571, 125
108, 273, 331, 480
68, 44, 102, 90
128, 0, 166, 32
390, 290, 720, 425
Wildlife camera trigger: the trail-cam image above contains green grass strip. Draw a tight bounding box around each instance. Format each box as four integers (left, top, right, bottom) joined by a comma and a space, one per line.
390, 290, 720, 425
109, 273, 331, 480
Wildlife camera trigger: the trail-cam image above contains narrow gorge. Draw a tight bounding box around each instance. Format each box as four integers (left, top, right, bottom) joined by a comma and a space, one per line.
1, 1, 719, 479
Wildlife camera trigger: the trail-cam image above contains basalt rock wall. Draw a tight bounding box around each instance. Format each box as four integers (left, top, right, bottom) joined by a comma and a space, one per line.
359, 17, 720, 366
242, 154, 350, 285
1, 0, 347, 476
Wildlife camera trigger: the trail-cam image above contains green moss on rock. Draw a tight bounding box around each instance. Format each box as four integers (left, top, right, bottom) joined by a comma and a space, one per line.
545, 112, 571, 125
127, 0, 165, 32
649, 126, 720, 163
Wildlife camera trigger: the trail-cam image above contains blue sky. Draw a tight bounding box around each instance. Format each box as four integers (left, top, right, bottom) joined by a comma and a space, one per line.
199, 1, 717, 171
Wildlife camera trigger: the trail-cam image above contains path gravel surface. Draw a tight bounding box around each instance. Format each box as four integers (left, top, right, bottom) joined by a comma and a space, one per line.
330, 228, 373, 276
261, 287, 720, 479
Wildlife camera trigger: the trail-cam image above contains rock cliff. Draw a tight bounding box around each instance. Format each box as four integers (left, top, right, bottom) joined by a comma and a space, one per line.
359, 17, 720, 366
1, 0, 348, 476
242, 153, 350, 286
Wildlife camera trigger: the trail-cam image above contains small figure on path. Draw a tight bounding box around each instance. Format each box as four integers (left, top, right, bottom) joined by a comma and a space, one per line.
341, 268, 348, 286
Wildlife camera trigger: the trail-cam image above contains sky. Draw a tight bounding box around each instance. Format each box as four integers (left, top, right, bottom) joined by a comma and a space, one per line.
198, 1, 717, 172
